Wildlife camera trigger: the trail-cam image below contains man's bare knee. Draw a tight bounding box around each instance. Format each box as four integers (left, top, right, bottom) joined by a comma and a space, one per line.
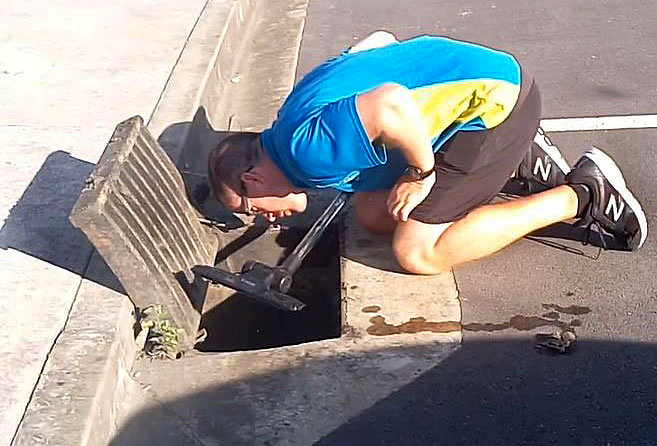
393, 243, 426, 274
392, 220, 454, 274
392, 242, 451, 274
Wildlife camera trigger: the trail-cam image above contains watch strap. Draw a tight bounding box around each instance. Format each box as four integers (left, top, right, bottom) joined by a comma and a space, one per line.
405, 165, 435, 180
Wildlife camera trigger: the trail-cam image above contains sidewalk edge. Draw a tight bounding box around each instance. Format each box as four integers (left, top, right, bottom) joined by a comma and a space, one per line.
10, 1, 259, 445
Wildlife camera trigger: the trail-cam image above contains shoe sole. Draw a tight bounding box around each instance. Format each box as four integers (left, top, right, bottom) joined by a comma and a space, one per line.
534, 128, 571, 176
583, 147, 648, 249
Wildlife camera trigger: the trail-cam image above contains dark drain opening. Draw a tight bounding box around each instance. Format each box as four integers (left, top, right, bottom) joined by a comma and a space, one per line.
196, 226, 341, 352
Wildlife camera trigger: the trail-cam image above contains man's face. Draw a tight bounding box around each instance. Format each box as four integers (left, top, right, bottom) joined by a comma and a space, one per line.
242, 191, 308, 222
217, 151, 309, 222
222, 186, 308, 222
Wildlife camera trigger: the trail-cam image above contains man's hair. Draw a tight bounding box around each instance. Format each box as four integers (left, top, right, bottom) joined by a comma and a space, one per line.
207, 132, 261, 203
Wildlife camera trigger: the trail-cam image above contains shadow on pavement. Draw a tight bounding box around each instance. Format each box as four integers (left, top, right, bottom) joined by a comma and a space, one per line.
316, 339, 657, 446
0, 150, 125, 293
112, 338, 657, 445
157, 107, 244, 228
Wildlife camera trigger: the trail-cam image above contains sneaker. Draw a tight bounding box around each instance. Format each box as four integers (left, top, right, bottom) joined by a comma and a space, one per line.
502, 127, 571, 195
566, 147, 648, 251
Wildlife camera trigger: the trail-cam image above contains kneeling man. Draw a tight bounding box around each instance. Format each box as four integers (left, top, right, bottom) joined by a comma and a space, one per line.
208, 32, 647, 274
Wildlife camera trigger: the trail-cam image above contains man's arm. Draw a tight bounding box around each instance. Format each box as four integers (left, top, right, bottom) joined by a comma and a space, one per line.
356, 83, 436, 221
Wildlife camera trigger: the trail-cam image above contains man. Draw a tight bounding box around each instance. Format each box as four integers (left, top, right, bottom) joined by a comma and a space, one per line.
208, 32, 647, 274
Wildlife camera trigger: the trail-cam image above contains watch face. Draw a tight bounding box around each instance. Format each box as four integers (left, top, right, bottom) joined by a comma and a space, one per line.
404, 166, 432, 180
404, 166, 422, 180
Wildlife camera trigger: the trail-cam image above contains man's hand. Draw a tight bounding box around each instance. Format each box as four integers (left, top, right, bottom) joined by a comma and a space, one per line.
263, 210, 294, 222
386, 171, 436, 222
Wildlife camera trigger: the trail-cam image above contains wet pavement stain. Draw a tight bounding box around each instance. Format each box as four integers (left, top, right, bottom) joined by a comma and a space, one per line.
542, 303, 591, 315
463, 315, 581, 332
460, 321, 509, 332
366, 316, 461, 336
509, 315, 575, 331
362, 305, 381, 313
364, 302, 590, 336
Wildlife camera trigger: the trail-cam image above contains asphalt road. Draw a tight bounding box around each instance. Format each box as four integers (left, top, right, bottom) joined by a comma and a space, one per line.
297, 0, 657, 444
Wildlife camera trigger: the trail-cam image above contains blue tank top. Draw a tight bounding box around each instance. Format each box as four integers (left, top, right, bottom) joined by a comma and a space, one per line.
261, 35, 521, 192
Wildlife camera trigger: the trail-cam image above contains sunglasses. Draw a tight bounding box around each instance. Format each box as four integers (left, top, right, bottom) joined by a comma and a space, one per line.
240, 164, 257, 216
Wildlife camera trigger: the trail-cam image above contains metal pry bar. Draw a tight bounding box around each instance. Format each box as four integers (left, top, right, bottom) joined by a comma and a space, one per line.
194, 192, 351, 311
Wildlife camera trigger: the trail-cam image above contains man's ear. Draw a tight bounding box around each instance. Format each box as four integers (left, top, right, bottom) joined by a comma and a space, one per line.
240, 169, 265, 192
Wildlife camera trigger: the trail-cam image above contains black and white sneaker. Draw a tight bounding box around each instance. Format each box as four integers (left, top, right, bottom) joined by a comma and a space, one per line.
503, 127, 571, 195
566, 147, 648, 251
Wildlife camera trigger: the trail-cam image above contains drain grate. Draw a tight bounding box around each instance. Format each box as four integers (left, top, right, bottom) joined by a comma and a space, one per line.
70, 116, 218, 351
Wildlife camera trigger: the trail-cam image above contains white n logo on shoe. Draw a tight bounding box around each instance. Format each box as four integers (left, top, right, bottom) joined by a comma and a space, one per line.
605, 194, 625, 221
533, 157, 551, 182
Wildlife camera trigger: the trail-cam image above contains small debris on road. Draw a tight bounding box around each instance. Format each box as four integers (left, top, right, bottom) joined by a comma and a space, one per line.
535, 330, 577, 354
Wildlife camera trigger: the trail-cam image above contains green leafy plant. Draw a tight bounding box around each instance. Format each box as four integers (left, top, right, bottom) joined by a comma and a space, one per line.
139, 305, 185, 360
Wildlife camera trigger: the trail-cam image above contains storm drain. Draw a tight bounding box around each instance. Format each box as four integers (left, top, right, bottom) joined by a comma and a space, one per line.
197, 225, 342, 352
70, 116, 218, 351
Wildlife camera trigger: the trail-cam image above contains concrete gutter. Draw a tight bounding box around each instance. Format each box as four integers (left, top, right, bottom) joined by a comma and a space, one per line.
148, 0, 258, 162
11, 1, 260, 444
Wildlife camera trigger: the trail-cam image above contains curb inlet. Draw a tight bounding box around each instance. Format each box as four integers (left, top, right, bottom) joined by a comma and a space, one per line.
197, 226, 341, 352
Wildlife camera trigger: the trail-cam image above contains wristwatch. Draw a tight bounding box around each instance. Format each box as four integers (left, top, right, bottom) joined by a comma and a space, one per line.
403, 165, 435, 181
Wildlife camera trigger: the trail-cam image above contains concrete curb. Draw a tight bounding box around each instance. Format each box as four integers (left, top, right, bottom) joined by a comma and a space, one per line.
148, 0, 258, 163
12, 254, 136, 446
11, 1, 259, 444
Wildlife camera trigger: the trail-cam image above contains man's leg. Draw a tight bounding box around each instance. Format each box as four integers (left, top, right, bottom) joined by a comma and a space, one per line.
389, 66, 555, 274
393, 184, 579, 274
354, 190, 397, 234
393, 147, 648, 275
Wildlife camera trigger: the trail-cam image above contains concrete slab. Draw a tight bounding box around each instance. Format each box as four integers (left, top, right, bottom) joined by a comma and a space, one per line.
69, 116, 219, 351
0, 250, 84, 444
112, 338, 460, 445
1, 1, 207, 128
0, 137, 99, 444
